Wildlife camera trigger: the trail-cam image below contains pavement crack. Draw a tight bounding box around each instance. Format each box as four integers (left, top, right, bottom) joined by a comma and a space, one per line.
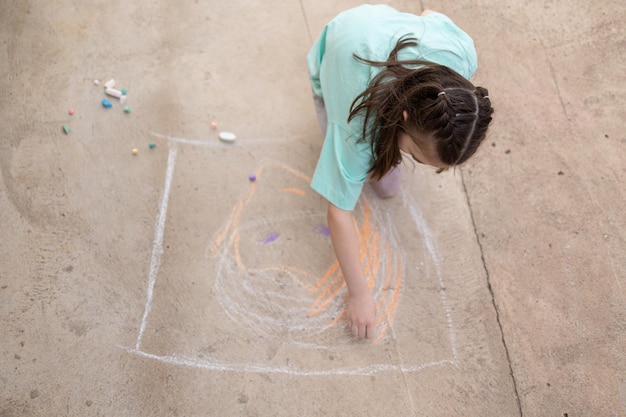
298, 0, 314, 44
460, 170, 524, 417
543, 41, 569, 122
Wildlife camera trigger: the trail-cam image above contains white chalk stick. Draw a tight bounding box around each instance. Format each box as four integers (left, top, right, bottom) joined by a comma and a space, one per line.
218, 131, 236, 143
105, 88, 123, 98
104, 79, 116, 89
120, 95, 127, 105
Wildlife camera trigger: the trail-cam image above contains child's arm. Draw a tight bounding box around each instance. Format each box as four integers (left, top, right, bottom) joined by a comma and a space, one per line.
327, 202, 376, 339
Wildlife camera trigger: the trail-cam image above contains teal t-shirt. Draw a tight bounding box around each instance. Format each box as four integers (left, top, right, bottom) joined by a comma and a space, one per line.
307, 4, 478, 211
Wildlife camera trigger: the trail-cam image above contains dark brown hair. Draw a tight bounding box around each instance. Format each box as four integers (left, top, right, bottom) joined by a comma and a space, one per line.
348, 36, 494, 180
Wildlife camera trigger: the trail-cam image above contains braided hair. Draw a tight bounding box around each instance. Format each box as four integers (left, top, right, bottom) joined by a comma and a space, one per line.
348, 36, 494, 180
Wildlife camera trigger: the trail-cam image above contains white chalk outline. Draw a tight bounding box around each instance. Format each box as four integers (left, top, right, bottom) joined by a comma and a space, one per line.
401, 189, 458, 364
151, 132, 303, 148
126, 132, 459, 374
135, 141, 178, 350
119, 345, 456, 376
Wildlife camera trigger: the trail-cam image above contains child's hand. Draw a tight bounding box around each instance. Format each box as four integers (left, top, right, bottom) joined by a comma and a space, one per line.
347, 292, 377, 339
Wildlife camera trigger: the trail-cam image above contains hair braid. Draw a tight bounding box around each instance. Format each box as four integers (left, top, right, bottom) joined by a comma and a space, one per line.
432, 91, 456, 145
440, 87, 480, 164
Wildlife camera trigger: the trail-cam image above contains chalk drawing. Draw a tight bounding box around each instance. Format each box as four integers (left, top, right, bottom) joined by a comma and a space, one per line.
135, 141, 178, 351
124, 131, 459, 375
401, 188, 458, 363
313, 224, 330, 237
206, 160, 403, 345
119, 345, 456, 376
258, 231, 280, 244
150, 132, 300, 148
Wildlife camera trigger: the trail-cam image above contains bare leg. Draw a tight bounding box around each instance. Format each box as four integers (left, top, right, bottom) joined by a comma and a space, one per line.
370, 164, 402, 198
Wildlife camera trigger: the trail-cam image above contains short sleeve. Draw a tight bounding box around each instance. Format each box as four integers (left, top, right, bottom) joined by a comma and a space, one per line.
307, 25, 328, 97
310, 122, 372, 211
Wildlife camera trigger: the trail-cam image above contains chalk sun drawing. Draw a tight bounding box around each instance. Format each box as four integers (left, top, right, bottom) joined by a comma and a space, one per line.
207, 160, 403, 345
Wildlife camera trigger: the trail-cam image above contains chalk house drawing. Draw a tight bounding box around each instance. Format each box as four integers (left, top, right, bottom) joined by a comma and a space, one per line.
125, 137, 458, 376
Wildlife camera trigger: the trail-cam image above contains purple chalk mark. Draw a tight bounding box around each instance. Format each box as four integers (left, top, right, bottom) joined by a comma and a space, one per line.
313, 224, 330, 237
259, 231, 280, 244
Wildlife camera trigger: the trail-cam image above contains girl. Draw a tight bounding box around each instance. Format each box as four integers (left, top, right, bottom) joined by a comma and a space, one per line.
307, 5, 494, 339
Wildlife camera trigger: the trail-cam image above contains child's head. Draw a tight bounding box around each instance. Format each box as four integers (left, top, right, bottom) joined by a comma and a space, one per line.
399, 65, 493, 170
349, 37, 494, 179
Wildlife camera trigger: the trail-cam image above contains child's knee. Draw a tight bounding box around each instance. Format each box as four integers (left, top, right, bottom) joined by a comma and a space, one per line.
371, 165, 402, 198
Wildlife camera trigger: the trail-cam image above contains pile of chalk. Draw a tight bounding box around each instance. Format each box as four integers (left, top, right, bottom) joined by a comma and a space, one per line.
97, 79, 131, 113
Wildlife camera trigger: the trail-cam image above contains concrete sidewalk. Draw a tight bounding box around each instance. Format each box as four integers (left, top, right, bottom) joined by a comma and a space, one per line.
0, 0, 624, 416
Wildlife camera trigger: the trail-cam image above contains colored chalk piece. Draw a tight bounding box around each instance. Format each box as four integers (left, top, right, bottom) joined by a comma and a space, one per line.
105, 88, 122, 98
248, 174, 256, 182
149, 142, 156, 149
101, 99, 112, 108
121, 88, 127, 95
210, 121, 217, 129
68, 108, 75, 115
218, 131, 236, 143
62, 124, 71, 134
123, 106, 132, 113
132, 148, 138, 155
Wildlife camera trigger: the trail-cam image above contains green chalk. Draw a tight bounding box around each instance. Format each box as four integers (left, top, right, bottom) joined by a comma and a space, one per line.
62, 124, 71, 134
149, 142, 156, 149
121, 87, 127, 95
123, 106, 132, 113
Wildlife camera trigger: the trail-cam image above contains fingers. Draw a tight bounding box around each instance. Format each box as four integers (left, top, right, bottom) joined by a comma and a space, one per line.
346, 294, 377, 339
351, 323, 361, 338
349, 322, 376, 339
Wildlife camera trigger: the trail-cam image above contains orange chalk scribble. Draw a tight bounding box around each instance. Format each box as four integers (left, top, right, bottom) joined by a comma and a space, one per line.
209, 161, 403, 343
281, 188, 306, 196
309, 199, 404, 343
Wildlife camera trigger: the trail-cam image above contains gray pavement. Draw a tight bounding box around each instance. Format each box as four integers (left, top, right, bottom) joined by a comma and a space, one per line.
1, 0, 624, 416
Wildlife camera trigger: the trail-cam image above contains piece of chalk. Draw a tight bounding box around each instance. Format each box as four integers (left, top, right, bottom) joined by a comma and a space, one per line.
248, 174, 256, 182
132, 148, 138, 155
210, 121, 217, 129
101, 99, 112, 108
123, 106, 132, 113
105, 88, 122, 98
149, 142, 156, 149
121, 87, 127, 95
104, 79, 115, 89
62, 124, 71, 134
218, 131, 236, 143
68, 108, 75, 115
93, 79, 100, 86
119, 95, 127, 105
